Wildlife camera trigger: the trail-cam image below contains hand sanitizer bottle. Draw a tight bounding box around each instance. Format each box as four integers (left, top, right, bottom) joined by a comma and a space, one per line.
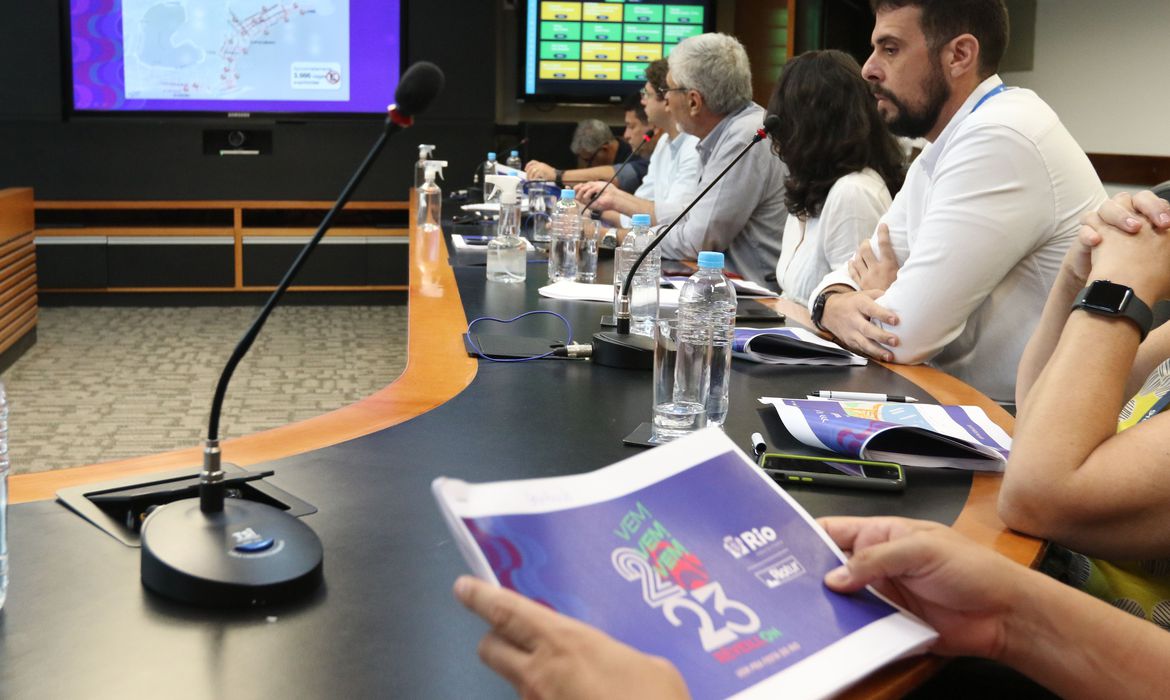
417, 160, 447, 235
484, 175, 527, 284
414, 144, 436, 189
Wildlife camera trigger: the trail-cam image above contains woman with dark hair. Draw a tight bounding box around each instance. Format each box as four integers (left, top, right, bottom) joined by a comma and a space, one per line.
768, 50, 905, 307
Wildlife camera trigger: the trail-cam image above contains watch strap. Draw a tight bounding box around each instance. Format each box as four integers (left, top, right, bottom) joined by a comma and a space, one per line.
811, 289, 843, 333
1072, 281, 1153, 341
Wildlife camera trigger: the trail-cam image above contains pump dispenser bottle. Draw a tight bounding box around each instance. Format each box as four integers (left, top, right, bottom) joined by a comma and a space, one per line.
484, 175, 526, 283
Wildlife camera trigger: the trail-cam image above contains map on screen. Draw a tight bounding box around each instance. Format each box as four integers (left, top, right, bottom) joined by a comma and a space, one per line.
122, 1, 350, 102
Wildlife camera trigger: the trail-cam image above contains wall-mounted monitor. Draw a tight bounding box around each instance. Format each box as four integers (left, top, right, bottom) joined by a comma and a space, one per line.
519, 0, 717, 104
65, 0, 403, 117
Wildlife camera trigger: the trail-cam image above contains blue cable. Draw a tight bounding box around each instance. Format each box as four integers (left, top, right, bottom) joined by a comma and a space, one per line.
465, 310, 574, 363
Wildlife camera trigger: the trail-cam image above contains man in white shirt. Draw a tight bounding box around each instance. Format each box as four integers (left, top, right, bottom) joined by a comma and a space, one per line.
808, 0, 1105, 402
576, 59, 701, 228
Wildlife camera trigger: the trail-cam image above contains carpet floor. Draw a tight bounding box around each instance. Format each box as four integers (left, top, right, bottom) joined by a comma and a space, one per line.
1, 305, 409, 475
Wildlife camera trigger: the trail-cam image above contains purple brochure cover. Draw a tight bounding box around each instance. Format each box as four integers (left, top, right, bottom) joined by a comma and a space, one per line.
464, 451, 901, 699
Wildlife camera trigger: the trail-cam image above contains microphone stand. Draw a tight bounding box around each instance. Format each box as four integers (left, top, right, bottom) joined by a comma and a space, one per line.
591, 119, 776, 369
139, 74, 438, 607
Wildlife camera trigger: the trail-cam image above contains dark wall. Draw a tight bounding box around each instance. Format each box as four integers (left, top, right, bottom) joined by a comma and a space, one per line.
0, 3, 496, 201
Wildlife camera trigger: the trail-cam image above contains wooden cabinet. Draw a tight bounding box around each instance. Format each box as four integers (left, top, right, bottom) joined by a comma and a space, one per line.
0, 188, 37, 370
34, 200, 410, 295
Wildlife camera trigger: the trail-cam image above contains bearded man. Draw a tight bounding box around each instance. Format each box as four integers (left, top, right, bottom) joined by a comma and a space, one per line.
807, 0, 1105, 403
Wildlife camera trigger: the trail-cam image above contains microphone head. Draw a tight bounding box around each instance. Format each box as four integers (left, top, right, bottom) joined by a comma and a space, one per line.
393, 62, 445, 118
762, 114, 781, 137
642, 128, 656, 142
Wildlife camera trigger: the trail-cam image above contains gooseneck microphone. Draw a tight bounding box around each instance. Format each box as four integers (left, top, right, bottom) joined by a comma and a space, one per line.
591, 115, 780, 369
139, 62, 445, 607
581, 128, 656, 218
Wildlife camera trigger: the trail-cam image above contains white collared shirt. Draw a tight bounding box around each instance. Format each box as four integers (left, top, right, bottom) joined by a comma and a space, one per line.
809, 75, 1106, 401
777, 168, 891, 306
619, 132, 701, 228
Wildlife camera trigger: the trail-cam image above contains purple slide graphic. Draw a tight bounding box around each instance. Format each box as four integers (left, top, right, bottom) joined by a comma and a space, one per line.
69, 0, 401, 114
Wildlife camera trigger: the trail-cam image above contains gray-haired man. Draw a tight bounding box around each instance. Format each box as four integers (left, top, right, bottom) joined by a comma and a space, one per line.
657, 33, 786, 286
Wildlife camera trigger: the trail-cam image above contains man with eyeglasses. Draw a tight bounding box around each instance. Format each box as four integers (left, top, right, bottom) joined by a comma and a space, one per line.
648, 32, 787, 286
576, 59, 701, 230
524, 113, 650, 193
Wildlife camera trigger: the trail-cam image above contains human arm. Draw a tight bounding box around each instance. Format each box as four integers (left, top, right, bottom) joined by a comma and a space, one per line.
868, 126, 1084, 365
999, 213, 1170, 559
453, 576, 690, 700
821, 516, 1170, 699
848, 224, 900, 292
652, 138, 703, 224
575, 181, 655, 220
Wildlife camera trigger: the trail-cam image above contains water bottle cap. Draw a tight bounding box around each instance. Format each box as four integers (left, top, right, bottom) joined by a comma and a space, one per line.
631, 214, 651, 227
510, 150, 519, 157
697, 251, 725, 269
560, 189, 576, 200
487, 152, 497, 160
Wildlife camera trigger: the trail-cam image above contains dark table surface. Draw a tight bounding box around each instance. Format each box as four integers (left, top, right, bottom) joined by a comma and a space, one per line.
0, 253, 974, 699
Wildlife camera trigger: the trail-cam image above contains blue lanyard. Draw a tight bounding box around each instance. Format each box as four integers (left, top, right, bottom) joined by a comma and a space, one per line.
971, 83, 1007, 113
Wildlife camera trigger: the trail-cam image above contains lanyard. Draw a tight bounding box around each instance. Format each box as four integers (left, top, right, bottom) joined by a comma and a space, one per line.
971, 83, 1007, 113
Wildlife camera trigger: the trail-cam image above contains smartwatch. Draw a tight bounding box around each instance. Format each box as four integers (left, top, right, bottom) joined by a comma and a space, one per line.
1071, 280, 1153, 340
811, 289, 843, 333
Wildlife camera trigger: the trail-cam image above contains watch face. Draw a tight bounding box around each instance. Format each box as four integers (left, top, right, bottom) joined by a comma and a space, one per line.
1082, 281, 1131, 312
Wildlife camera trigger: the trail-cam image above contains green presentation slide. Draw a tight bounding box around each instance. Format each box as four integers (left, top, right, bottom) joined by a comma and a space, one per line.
536, 1, 706, 83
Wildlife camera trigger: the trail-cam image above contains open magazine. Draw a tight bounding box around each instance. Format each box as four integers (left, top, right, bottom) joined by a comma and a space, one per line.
433, 429, 936, 700
733, 327, 867, 366
761, 397, 1012, 471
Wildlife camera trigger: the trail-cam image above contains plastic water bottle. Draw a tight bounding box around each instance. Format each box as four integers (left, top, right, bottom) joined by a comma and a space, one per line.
0, 381, 9, 611
676, 251, 737, 427
548, 189, 582, 282
613, 214, 659, 336
505, 150, 523, 170
480, 152, 499, 203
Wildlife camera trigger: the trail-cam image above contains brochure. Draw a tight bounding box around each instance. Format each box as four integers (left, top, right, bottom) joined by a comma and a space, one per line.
761, 397, 1012, 471
433, 429, 937, 700
733, 327, 867, 366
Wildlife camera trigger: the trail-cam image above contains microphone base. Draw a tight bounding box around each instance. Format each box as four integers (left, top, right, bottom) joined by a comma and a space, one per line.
141, 497, 323, 608
591, 330, 654, 370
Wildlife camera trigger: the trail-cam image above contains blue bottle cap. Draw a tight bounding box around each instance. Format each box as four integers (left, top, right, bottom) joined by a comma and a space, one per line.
510, 150, 519, 157
487, 151, 497, 160
631, 214, 651, 227
697, 251, 724, 269
560, 189, 576, 199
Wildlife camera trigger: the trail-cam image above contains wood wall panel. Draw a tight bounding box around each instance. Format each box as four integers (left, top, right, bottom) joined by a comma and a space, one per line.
0, 188, 37, 362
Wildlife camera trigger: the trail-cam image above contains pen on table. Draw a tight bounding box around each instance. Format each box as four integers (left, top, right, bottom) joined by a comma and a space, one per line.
751, 432, 766, 460
809, 390, 919, 403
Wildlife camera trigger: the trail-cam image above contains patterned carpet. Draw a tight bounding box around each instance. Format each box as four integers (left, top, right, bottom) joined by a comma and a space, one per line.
1, 305, 409, 475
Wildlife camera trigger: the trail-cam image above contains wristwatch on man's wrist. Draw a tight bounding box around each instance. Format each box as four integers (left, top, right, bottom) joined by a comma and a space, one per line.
811, 289, 843, 333
1071, 279, 1153, 340
554, 169, 565, 188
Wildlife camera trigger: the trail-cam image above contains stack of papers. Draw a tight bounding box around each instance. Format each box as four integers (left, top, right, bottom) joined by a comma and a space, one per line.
539, 280, 681, 307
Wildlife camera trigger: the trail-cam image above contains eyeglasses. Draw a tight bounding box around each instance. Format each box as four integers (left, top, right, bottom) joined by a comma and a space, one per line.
640, 86, 666, 100
577, 145, 607, 167
662, 86, 690, 98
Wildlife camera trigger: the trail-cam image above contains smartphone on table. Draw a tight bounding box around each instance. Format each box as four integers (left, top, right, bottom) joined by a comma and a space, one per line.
757, 453, 905, 492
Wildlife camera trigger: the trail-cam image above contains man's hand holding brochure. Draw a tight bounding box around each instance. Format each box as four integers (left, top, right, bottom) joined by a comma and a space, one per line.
434, 429, 937, 699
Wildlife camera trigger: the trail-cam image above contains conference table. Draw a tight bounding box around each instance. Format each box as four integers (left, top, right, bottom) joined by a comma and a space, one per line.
3, 198, 1041, 699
